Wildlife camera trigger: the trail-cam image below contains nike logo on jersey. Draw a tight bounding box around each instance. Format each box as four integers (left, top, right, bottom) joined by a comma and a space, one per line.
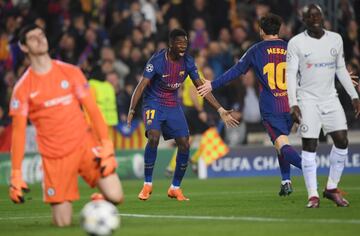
162, 74, 170, 78
30, 91, 40, 98
304, 53, 311, 58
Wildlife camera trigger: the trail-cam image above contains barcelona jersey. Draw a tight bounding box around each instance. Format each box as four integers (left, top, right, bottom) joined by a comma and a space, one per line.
211, 39, 290, 115
142, 49, 200, 107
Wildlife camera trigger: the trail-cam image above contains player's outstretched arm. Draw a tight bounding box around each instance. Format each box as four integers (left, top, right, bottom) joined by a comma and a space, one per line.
81, 93, 117, 177
9, 115, 30, 203
192, 79, 239, 128
127, 77, 150, 127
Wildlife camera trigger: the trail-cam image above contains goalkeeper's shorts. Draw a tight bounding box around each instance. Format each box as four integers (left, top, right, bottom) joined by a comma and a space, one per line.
41, 132, 101, 203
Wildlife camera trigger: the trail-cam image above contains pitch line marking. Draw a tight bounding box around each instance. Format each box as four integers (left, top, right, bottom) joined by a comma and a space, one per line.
0, 213, 359, 225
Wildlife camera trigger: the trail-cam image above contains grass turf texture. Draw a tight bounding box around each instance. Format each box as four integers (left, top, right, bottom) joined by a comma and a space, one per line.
0, 175, 359, 236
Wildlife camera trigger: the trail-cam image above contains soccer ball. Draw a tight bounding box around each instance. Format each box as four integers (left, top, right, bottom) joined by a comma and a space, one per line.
80, 200, 120, 236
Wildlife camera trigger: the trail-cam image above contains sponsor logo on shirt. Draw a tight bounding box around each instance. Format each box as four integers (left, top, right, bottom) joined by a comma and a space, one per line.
306, 61, 335, 69
44, 94, 73, 107
166, 83, 181, 89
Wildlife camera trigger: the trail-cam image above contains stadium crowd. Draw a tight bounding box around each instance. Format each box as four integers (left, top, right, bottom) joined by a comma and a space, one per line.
0, 0, 360, 149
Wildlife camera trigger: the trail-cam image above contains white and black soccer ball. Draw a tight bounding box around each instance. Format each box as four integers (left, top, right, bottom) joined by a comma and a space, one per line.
80, 200, 120, 236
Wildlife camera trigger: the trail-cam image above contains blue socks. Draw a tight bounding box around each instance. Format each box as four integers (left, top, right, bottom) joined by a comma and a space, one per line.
172, 150, 190, 187
144, 144, 157, 183
280, 145, 302, 170
277, 154, 291, 181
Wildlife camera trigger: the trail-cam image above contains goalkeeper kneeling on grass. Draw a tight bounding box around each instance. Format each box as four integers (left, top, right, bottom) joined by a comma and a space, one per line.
8, 24, 124, 227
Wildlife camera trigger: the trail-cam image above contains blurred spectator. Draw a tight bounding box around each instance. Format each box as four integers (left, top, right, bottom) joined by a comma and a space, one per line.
89, 69, 118, 127
189, 18, 209, 50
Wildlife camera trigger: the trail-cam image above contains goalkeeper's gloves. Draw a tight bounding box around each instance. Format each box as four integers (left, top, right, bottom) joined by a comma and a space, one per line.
94, 140, 118, 177
9, 169, 30, 204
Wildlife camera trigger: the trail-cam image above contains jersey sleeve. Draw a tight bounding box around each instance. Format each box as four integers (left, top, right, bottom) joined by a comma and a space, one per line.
72, 67, 91, 99
285, 39, 300, 107
211, 48, 253, 90
143, 56, 157, 80
335, 36, 359, 99
185, 55, 200, 81
9, 81, 29, 117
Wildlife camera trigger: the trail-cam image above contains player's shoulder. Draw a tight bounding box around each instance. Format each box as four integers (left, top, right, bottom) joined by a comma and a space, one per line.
288, 31, 307, 44
13, 68, 31, 93
53, 59, 81, 73
325, 30, 342, 41
184, 52, 195, 64
149, 49, 166, 63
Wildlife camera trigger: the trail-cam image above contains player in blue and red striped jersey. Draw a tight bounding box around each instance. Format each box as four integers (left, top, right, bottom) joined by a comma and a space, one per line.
198, 14, 302, 196
127, 28, 238, 201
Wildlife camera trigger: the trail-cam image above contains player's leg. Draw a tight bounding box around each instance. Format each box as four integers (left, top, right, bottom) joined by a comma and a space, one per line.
97, 174, 124, 204
167, 136, 190, 201
262, 117, 292, 195
302, 138, 319, 207
42, 153, 80, 226
79, 133, 124, 204
321, 100, 349, 206
138, 129, 161, 200
298, 102, 322, 207
51, 202, 72, 227
163, 106, 190, 200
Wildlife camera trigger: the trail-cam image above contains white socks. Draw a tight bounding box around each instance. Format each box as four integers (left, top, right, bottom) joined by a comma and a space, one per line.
301, 151, 319, 198
327, 145, 347, 190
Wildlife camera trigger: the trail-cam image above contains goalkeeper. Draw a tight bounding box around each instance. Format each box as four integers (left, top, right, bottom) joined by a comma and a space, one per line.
8, 24, 124, 227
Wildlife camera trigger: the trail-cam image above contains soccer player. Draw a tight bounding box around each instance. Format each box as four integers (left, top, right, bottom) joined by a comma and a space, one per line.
9, 24, 124, 226
198, 14, 302, 196
286, 4, 360, 208
127, 28, 238, 201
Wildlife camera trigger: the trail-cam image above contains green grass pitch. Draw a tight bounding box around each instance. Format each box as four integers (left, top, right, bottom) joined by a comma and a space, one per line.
0, 175, 359, 236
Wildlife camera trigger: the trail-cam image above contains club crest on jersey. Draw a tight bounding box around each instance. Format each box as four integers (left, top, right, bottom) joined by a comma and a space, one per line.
179, 71, 185, 76
146, 63, 154, 72
11, 99, 19, 109
47, 187, 56, 196
300, 124, 308, 133
61, 80, 69, 89
330, 48, 337, 56
286, 53, 292, 62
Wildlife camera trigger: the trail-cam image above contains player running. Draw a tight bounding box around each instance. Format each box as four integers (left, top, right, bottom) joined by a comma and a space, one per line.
127, 28, 238, 201
198, 14, 302, 196
286, 4, 360, 208
9, 24, 124, 226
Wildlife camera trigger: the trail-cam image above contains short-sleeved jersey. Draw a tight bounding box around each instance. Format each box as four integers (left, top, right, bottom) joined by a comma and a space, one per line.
286, 30, 351, 106
211, 40, 289, 115
9, 60, 91, 158
142, 49, 200, 107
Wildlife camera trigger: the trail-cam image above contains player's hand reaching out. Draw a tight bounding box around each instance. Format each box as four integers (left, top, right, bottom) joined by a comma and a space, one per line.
94, 140, 118, 177
197, 79, 213, 97
9, 169, 30, 203
352, 99, 360, 118
290, 106, 302, 124
218, 107, 240, 128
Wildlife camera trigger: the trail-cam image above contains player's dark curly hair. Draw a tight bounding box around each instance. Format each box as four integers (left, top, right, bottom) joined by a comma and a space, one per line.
169, 28, 187, 41
18, 24, 43, 45
259, 13, 283, 36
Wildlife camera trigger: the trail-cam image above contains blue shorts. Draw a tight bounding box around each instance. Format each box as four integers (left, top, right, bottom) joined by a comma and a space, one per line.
143, 101, 189, 140
262, 113, 293, 144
